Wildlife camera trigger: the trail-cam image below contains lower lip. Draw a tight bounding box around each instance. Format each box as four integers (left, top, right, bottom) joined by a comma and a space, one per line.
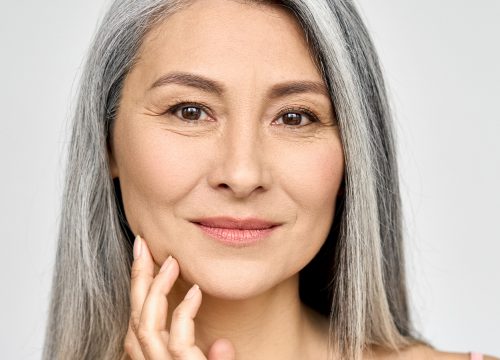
194, 223, 278, 247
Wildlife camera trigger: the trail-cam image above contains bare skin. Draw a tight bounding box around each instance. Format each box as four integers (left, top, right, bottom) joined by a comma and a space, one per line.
108, 1, 498, 359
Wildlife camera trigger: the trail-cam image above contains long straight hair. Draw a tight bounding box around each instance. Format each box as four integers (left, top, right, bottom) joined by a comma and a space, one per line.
43, 0, 427, 359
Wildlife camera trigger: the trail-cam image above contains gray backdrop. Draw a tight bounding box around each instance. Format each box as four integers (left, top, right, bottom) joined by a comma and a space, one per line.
0, 0, 498, 358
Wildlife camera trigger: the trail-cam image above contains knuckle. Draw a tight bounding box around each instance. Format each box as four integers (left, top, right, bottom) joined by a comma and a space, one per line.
167, 340, 187, 358
136, 326, 151, 347
136, 329, 156, 358
129, 311, 141, 334
130, 265, 143, 281
172, 307, 188, 322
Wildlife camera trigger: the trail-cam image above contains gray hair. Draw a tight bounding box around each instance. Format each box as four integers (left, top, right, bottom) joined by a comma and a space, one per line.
43, 0, 428, 359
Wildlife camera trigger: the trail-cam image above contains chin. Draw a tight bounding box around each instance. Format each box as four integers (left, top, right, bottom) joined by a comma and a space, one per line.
179, 258, 279, 301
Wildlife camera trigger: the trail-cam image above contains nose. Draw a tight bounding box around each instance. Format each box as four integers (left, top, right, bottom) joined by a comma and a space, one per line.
207, 118, 271, 199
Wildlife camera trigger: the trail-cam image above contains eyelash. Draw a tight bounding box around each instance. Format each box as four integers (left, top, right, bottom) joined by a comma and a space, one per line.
164, 100, 321, 128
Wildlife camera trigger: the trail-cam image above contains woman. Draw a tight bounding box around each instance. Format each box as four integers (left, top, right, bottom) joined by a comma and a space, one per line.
42, 0, 497, 359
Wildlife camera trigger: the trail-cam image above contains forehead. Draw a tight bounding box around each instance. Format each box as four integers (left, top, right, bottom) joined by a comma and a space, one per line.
132, 0, 323, 89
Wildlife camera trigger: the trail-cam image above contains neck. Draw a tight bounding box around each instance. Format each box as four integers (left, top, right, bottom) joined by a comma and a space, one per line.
166, 273, 330, 360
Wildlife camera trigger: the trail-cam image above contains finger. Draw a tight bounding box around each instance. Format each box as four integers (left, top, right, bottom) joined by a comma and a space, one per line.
137, 255, 180, 359
167, 283, 206, 359
207, 339, 236, 360
140, 255, 179, 331
130, 235, 156, 335
123, 321, 146, 360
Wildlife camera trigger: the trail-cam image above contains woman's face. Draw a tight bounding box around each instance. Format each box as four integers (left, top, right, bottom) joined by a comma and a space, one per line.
109, 0, 344, 299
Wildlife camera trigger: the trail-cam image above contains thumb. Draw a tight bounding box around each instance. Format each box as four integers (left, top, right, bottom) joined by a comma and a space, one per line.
207, 338, 236, 360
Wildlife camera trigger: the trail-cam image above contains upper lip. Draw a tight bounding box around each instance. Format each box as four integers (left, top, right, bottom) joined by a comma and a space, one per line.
191, 216, 281, 230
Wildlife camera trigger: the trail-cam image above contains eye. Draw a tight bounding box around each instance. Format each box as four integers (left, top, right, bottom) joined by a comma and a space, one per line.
273, 107, 320, 127
166, 102, 212, 123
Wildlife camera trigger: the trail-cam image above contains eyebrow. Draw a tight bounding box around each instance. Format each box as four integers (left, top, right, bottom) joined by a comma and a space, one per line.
149, 71, 330, 99
150, 72, 225, 96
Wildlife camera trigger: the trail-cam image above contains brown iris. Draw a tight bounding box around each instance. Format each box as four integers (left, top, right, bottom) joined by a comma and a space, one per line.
181, 106, 202, 120
283, 113, 301, 125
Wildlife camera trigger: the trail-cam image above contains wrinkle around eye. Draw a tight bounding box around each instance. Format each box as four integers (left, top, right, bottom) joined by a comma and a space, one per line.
160, 127, 214, 137
151, 116, 222, 137
266, 122, 339, 144
153, 122, 218, 137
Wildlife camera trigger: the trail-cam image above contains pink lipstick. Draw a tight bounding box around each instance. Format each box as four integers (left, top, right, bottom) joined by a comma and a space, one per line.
190, 216, 281, 247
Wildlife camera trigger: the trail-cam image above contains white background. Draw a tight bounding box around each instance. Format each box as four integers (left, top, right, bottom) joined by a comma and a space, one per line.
0, 0, 498, 358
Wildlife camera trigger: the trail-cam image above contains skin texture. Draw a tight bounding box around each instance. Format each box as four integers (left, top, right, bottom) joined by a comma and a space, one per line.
108, 0, 499, 359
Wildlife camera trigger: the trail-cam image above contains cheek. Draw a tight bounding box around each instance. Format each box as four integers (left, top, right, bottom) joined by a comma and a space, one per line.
273, 138, 344, 274
278, 141, 344, 212
116, 124, 209, 230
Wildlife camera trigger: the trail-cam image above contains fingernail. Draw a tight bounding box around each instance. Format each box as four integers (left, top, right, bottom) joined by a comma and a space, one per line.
184, 284, 199, 300
133, 235, 142, 259
159, 255, 173, 273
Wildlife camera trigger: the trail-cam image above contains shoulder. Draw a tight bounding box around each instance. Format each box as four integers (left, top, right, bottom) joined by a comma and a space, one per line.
366, 344, 499, 360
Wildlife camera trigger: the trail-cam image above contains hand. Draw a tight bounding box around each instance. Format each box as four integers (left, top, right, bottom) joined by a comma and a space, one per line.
123, 235, 236, 360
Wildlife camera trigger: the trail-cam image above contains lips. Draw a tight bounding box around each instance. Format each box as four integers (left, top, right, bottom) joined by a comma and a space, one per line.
190, 216, 281, 230
190, 216, 281, 247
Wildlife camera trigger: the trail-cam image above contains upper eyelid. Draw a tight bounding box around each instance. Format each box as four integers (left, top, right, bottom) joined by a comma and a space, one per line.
168, 101, 213, 118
